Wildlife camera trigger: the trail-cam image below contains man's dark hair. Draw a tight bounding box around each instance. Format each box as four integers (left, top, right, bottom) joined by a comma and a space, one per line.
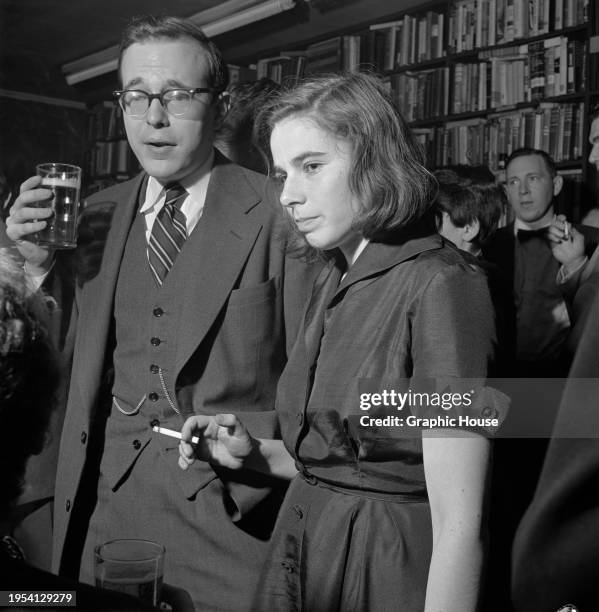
216, 78, 280, 172
506, 147, 557, 178
118, 15, 229, 93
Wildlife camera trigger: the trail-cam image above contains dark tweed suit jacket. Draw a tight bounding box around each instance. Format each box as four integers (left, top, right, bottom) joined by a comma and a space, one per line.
512, 286, 599, 610
50, 153, 316, 610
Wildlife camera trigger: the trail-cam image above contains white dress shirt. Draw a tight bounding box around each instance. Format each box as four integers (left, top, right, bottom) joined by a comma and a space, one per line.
140, 149, 213, 244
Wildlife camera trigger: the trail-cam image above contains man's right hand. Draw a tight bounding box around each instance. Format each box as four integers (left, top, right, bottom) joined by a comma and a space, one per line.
5, 176, 55, 273
178, 414, 255, 471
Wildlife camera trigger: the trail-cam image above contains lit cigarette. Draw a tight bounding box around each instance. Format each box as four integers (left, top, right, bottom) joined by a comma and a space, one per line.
152, 425, 199, 444
564, 221, 570, 240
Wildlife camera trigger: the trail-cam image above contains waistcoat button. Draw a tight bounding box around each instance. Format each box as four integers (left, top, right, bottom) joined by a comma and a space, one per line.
153, 307, 164, 317
151, 337, 161, 346
80, 431, 87, 444
149, 392, 159, 402
150, 364, 159, 374
133, 439, 142, 450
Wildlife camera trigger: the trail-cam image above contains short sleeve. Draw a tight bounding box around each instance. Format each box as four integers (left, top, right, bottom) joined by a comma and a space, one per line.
409, 261, 506, 435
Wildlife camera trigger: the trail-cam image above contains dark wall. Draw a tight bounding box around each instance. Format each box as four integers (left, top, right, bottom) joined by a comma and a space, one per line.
0, 97, 87, 194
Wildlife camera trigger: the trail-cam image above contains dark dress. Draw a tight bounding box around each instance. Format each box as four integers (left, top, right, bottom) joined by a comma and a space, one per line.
253, 235, 496, 612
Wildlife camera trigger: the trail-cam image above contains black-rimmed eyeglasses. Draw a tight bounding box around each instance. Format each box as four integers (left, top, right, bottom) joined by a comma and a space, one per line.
113, 88, 219, 118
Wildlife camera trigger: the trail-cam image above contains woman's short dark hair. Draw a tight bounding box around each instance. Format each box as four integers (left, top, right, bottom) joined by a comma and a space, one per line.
257, 72, 436, 246
118, 15, 229, 93
434, 169, 506, 246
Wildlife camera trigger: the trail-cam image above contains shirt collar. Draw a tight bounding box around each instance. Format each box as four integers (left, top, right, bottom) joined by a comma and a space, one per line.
140, 148, 215, 213
513, 210, 554, 234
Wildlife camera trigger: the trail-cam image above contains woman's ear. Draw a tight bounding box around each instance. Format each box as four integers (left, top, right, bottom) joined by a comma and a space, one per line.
463, 218, 481, 243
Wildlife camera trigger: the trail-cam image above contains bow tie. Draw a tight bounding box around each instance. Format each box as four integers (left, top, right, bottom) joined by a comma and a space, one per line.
516, 228, 548, 242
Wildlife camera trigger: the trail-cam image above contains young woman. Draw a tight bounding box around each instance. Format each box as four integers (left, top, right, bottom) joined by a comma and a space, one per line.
179, 72, 496, 611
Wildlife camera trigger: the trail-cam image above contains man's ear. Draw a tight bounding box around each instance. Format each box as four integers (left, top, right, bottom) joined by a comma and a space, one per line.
463, 218, 481, 243
553, 174, 564, 197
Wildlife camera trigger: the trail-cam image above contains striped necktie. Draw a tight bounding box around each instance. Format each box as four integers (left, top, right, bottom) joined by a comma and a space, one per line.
148, 182, 188, 286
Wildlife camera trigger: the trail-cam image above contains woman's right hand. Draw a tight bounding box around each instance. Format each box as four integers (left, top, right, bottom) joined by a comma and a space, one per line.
178, 414, 255, 471
5, 176, 55, 272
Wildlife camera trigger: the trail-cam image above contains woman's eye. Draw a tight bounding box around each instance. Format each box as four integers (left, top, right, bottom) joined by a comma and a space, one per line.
273, 173, 286, 184
304, 163, 321, 173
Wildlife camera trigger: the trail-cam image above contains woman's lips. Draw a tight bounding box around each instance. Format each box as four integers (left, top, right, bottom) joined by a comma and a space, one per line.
294, 216, 319, 231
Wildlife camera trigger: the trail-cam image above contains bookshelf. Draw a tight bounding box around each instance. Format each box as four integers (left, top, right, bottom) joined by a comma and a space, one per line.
245, 0, 596, 189
84, 102, 139, 195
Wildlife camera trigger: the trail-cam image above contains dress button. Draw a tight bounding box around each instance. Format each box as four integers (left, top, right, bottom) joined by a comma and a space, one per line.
133, 439, 142, 450
153, 307, 164, 317
281, 561, 294, 574
151, 337, 161, 346
150, 419, 160, 428
80, 431, 87, 444
292, 504, 303, 520
149, 392, 159, 402
297, 412, 303, 425
150, 364, 159, 374
65, 499, 71, 512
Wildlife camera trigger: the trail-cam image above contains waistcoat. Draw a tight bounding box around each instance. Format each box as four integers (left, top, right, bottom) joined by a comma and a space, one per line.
112, 194, 198, 420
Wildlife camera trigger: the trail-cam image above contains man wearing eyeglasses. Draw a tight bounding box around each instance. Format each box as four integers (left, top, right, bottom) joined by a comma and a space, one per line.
6, 15, 313, 612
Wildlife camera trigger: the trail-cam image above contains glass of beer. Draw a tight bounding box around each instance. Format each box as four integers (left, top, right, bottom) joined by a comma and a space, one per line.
94, 538, 165, 607
35, 163, 82, 248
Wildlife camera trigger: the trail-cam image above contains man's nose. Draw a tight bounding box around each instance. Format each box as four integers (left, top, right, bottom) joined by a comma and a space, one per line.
146, 98, 169, 127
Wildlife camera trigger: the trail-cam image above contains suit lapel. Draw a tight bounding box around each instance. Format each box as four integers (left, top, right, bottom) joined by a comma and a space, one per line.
175, 156, 263, 373
74, 174, 145, 413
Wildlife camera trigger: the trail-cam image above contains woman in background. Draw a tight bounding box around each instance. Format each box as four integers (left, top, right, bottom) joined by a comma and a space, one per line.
179, 73, 496, 611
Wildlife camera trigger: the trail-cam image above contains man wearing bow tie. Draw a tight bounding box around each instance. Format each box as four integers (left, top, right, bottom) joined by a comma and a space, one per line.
483, 148, 599, 377
5, 15, 314, 611
481, 148, 599, 612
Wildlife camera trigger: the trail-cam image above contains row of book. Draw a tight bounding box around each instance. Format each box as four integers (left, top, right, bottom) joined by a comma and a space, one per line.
387, 35, 585, 122
88, 103, 122, 142
452, 37, 586, 112
412, 101, 584, 170
368, 10, 445, 69
88, 139, 134, 178
448, 0, 589, 53
250, 30, 588, 92
228, 64, 258, 85
389, 69, 450, 122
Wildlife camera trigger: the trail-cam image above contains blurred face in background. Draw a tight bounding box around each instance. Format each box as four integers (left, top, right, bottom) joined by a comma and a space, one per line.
120, 37, 217, 184
588, 117, 599, 172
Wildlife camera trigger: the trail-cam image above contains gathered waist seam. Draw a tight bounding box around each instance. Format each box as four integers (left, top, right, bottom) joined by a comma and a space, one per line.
298, 471, 427, 503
